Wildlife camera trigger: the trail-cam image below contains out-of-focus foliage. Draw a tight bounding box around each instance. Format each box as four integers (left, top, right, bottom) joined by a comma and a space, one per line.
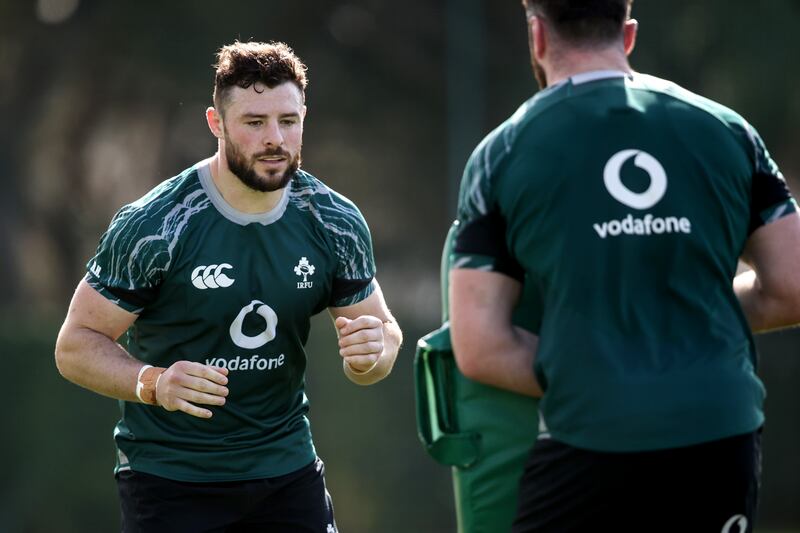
0, 1, 798, 531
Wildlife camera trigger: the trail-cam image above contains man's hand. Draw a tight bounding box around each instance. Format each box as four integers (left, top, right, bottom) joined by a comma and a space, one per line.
335, 315, 385, 373
156, 361, 230, 419
329, 281, 401, 385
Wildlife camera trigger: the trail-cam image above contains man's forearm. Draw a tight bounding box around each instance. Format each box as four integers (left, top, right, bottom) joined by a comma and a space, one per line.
454, 325, 542, 397
55, 325, 143, 402
449, 268, 542, 397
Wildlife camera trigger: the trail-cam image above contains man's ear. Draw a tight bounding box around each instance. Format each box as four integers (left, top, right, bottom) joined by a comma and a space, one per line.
206, 107, 223, 139
623, 18, 638, 56
531, 16, 547, 61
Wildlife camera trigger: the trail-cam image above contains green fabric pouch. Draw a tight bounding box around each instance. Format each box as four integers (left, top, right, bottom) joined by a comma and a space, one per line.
414, 324, 481, 468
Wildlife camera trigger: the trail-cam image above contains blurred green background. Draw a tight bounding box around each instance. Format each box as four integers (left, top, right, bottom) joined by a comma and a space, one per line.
1, 0, 798, 531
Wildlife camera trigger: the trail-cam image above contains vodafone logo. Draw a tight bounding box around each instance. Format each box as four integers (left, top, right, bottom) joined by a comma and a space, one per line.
603, 149, 667, 210
191, 264, 235, 289
593, 149, 692, 239
229, 300, 278, 350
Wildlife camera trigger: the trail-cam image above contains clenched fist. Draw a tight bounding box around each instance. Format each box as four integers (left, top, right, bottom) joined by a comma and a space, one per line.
335, 315, 385, 373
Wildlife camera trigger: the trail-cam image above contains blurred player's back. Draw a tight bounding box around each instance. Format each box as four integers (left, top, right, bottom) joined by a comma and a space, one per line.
459, 71, 789, 451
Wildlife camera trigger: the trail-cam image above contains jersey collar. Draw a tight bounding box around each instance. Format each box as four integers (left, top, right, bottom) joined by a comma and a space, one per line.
197, 159, 289, 226
570, 69, 633, 85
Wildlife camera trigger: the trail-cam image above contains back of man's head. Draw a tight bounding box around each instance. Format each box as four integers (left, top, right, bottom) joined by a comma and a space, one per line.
522, 0, 633, 47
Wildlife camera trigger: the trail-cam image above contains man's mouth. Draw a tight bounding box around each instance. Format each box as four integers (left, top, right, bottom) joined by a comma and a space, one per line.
256, 155, 287, 167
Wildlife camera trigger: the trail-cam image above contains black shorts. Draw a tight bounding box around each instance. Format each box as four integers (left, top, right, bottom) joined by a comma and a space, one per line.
117, 457, 336, 533
513, 430, 761, 533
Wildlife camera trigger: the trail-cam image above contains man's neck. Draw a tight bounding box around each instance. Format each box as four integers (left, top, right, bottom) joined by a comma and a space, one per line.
545, 47, 632, 88
207, 152, 286, 214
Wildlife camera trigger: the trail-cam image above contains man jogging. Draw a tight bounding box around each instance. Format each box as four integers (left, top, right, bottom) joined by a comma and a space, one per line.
56, 41, 401, 532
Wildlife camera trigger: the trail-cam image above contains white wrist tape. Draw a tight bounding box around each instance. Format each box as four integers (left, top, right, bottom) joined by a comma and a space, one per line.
135, 365, 154, 403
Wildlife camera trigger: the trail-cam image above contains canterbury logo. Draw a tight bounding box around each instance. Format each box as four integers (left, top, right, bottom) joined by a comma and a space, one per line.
191, 264, 235, 289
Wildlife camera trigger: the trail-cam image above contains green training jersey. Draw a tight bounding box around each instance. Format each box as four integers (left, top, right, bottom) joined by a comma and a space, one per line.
453, 71, 797, 452
86, 159, 376, 481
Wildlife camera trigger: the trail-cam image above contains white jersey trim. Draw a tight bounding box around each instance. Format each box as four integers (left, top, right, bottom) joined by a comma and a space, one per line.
570, 69, 631, 85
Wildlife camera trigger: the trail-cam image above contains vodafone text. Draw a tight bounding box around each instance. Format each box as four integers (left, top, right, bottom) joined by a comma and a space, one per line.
205, 354, 285, 371
593, 213, 692, 239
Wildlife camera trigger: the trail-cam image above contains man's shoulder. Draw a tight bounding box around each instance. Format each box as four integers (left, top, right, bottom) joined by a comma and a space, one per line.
89, 164, 210, 299
288, 170, 366, 223
287, 170, 374, 282
117, 164, 207, 220
466, 86, 567, 172
632, 73, 750, 129
459, 95, 545, 218
103, 163, 211, 253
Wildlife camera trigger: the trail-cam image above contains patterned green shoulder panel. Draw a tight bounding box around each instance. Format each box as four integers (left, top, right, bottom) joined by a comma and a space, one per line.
288, 171, 376, 306
456, 85, 567, 226
454, 88, 568, 274
86, 168, 211, 313
457, 110, 521, 224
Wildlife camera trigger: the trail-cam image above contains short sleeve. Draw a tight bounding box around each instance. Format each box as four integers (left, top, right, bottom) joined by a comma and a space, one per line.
85, 204, 169, 313
745, 122, 798, 234
451, 127, 524, 281
328, 200, 376, 307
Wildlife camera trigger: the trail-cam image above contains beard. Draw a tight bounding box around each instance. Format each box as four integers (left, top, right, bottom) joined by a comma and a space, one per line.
225, 137, 301, 193
532, 57, 548, 90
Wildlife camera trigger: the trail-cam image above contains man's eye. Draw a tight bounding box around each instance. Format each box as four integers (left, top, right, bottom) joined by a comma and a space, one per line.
247, 121, 262, 127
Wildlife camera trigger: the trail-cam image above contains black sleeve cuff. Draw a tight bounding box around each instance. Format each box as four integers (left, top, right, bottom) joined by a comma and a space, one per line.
454, 210, 524, 281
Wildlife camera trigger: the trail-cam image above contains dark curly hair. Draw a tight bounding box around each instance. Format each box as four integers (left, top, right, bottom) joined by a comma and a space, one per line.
213, 41, 308, 112
522, 0, 633, 46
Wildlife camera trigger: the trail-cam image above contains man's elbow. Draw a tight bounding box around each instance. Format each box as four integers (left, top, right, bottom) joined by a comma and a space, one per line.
54, 328, 79, 381
453, 347, 485, 382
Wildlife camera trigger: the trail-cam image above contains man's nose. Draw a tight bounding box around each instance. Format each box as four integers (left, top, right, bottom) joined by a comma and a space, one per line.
262, 120, 283, 146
